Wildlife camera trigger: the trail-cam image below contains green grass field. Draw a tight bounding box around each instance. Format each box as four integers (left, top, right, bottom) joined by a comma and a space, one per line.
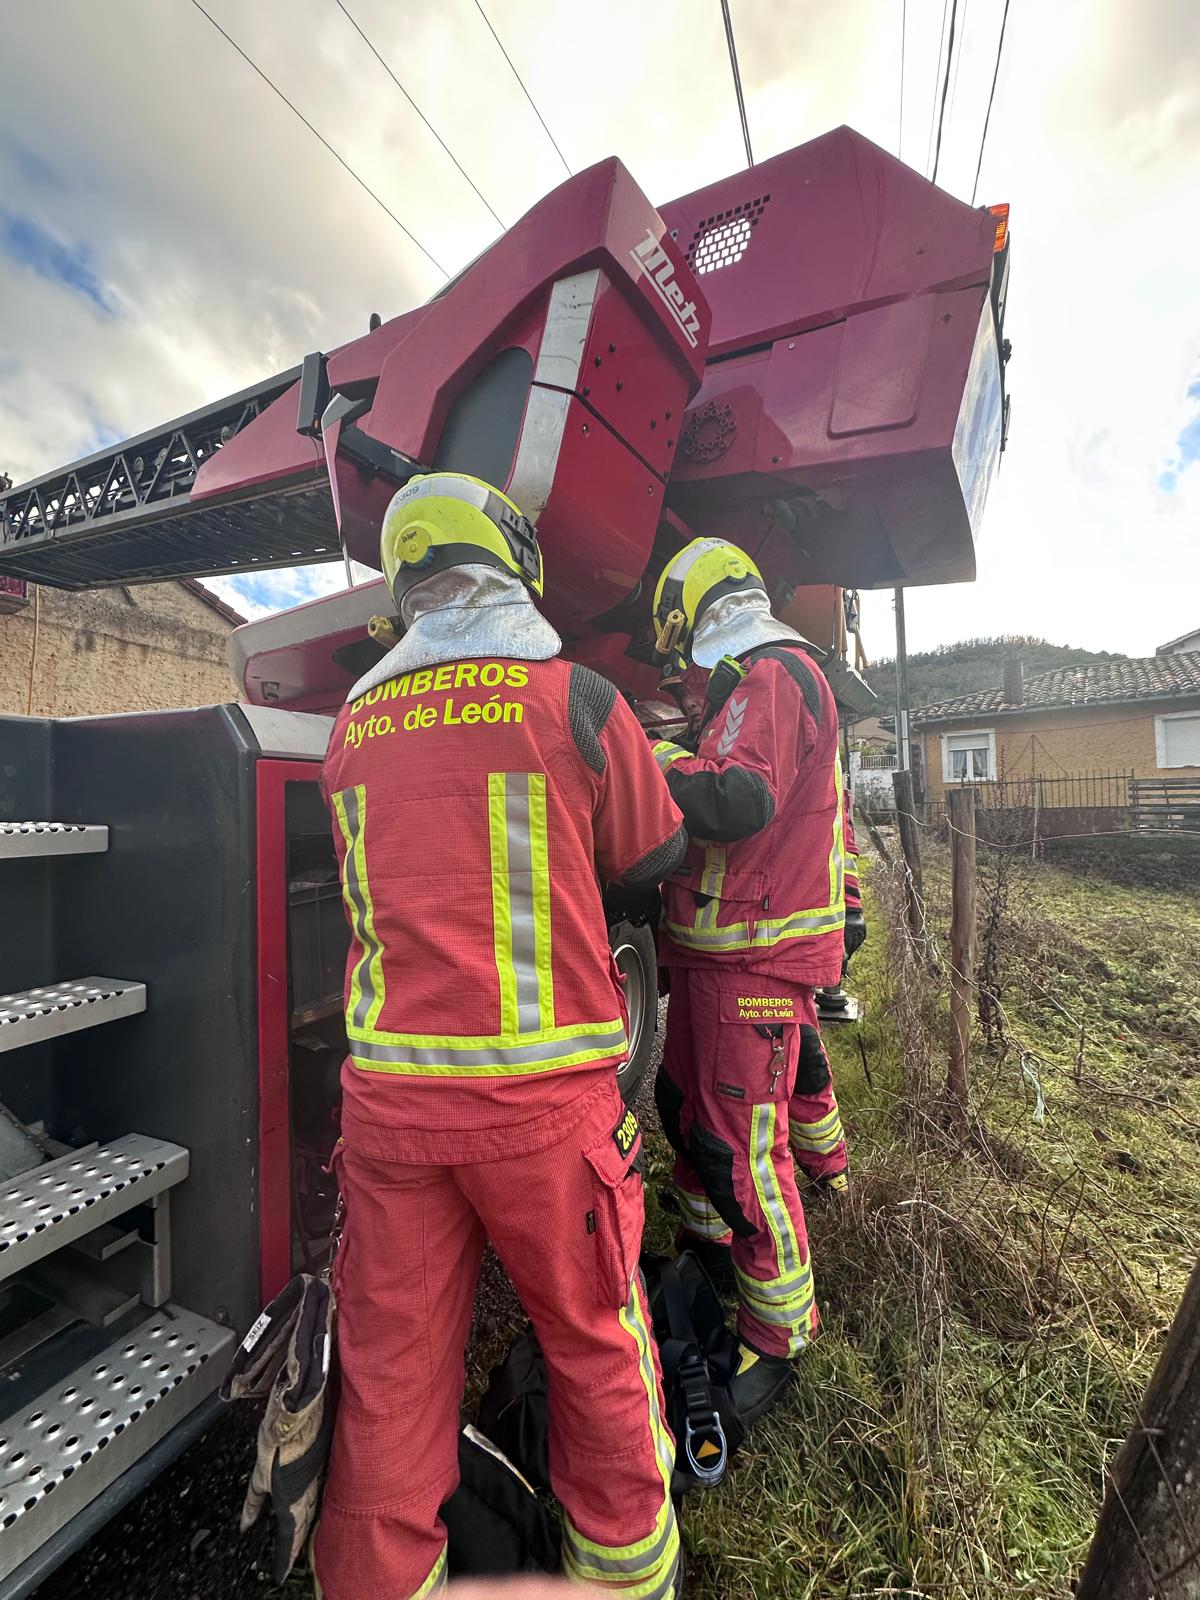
662, 840, 1200, 1599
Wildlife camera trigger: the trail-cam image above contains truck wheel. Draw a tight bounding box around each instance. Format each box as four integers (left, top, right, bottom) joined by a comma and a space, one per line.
610, 920, 659, 1105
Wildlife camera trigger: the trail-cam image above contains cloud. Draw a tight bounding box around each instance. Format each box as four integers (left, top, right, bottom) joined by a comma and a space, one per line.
0, 211, 116, 316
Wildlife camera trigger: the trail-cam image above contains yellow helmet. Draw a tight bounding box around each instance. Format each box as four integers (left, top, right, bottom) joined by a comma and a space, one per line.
651, 537, 766, 661
379, 472, 543, 610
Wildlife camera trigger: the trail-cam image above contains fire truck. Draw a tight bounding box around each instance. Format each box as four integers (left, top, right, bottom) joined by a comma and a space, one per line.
0, 125, 1009, 1594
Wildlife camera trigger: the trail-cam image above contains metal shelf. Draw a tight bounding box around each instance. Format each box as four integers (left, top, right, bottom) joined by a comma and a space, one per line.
0, 982, 146, 1056
0, 825, 108, 861
0, 1136, 188, 1285
0, 1306, 234, 1580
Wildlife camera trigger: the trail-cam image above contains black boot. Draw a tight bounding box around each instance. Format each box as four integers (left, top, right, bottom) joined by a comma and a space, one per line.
729, 1342, 795, 1427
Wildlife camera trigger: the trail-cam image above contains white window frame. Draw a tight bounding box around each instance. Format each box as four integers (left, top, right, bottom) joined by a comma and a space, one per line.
940, 728, 997, 783
1154, 710, 1200, 770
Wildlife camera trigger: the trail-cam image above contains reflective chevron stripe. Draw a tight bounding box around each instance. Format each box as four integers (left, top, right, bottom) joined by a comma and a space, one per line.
332, 785, 386, 1032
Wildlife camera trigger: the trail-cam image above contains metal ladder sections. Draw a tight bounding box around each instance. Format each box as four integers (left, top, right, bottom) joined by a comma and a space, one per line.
0, 820, 234, 1583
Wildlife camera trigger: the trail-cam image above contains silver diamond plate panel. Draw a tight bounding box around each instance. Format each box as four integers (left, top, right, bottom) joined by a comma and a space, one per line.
0, 1307, 235, 1578
0, 981, 146, 1054
0, 1136, 188, 1284
0, 824, 108, 860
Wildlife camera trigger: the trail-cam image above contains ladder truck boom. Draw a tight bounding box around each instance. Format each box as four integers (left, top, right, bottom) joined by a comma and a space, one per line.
0, 124, 1011, 1595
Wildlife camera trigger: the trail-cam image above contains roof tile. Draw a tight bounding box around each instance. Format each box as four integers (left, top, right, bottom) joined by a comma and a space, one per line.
912, 653, 1200, 723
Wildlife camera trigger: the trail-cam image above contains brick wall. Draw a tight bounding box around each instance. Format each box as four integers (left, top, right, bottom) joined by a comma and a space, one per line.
918, 696, 1200, 801
0, 583, 240, 718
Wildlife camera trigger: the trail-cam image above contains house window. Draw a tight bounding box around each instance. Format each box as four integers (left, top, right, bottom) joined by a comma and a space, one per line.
941, 729, 997, 782
1155, 712, 1200, 769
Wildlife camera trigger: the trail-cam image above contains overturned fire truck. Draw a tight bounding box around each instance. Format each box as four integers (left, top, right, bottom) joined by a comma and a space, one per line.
0, 125, 1009, 1593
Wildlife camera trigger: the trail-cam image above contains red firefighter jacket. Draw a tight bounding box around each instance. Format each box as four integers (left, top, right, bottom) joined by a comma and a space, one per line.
653, 644, 845, 987
322, 656, 684, 1151
844, 789, 861, 914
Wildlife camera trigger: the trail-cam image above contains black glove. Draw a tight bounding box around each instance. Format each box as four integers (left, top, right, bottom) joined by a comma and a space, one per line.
603, 881, 662, 929
844, 909, 867, 959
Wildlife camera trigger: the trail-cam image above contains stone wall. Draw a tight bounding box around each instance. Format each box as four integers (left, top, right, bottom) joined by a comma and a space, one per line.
0, 582, 241, 718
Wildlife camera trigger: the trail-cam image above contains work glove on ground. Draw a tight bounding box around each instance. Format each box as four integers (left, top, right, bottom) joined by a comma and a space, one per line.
844, 908, 867, 958
220, 1273, 336, 1584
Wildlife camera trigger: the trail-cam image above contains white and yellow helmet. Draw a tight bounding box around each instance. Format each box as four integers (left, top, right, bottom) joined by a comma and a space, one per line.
380, 472, 543, 611
651, 537, 766, 663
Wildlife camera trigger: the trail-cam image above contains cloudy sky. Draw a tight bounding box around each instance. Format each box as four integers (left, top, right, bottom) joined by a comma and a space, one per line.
1, 0, 1197, 659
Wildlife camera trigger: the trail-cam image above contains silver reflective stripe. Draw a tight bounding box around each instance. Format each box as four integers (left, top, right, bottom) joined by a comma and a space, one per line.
697, 846, 725, 933
752, 1104, 798, 1277
503, 779, 542, 1034
666, 906, 844, 951
662, 536, 725, 589
737, 1263, 814, 1305
565, 1507, 678, 1581
351, 1025, 627, 1070
340, 787, 380, 1030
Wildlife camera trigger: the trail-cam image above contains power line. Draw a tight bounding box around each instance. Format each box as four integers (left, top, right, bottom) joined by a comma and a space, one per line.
472, 0, 571, 177
187, 0, 448, 275
925, 0, 951, 176
971, 0, 1012, 204
945, 0, 970, 142
720, 0, 755, 168
930, 0, 960, 184
334, 0, 505, 229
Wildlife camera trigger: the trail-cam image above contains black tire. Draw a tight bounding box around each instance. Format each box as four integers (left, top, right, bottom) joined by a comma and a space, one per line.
609, 920, 659, 1105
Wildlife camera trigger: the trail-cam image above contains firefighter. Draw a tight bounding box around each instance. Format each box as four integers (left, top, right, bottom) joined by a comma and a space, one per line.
316, 473, 687, 1600
648, 537, 847, 1424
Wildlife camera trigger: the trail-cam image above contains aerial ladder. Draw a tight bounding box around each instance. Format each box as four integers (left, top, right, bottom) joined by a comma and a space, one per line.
0, 125, 1010, 1595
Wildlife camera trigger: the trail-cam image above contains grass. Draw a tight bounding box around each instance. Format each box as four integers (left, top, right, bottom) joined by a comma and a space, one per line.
656, 839, 1200, 1599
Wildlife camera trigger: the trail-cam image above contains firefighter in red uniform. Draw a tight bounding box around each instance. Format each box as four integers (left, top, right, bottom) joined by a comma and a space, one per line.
648, 537, 847, 1424
316, 473, 687, 1600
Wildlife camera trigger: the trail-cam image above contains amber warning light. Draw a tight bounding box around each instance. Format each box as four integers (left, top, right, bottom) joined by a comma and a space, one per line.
988, 203, 1010, 254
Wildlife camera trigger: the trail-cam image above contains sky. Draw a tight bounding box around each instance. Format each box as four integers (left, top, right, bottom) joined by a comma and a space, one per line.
0, 0, 1197, 660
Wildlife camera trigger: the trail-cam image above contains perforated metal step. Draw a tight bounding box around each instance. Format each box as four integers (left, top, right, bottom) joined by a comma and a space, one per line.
0, 1306, 234, 1579
0, 981, 146, 1055
0, 824, 108, 861
0, 1136, 188, 1284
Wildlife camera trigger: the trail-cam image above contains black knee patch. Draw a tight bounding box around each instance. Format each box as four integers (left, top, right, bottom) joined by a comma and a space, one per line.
655, 1070, 685, 1154
795, 1025, 831, 1096
689, 1124, 756, 1240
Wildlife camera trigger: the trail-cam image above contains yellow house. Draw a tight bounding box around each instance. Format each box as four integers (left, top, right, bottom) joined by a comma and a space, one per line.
911, 654, 1200, 803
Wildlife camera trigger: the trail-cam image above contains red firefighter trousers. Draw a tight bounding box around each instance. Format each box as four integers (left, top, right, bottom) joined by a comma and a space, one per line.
657, 972, 842, 1358
313, 1078, 679, 1600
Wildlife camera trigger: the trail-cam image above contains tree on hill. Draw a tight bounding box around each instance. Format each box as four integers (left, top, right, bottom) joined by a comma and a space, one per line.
865, 636, 1126, 711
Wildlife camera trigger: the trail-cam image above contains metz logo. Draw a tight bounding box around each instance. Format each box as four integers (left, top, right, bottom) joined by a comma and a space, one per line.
630, 230, 700, 348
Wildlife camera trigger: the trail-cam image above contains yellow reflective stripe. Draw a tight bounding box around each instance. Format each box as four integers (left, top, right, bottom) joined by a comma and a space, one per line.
652, 740, 689, 773
408, 1546, 447, 1598
675, 1186, 734, 1242
528, 773, 555, 1029
333, 785, 385, 1032
664, 905, 843, 951
747, 1107, 815, 1354
790, 1106, 845, 1155
346, 1017, 625, 1050
696, 845, 726, 932
830, 755, 846, 908
348, 1019, 627, 1077
487, 773, 517, 1035
562, 1278, 678, 1593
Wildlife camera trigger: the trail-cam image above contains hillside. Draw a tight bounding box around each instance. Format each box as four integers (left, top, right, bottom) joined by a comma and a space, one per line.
866, 636, 1126, 713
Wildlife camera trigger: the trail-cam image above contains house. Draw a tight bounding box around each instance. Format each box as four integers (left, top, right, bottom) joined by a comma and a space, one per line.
0, 578, 245, 718
909, 654, 1200, 802
1158, 626, 1200, 656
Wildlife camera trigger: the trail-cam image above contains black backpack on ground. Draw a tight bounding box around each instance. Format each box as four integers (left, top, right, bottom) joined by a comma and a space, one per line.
477, 1250, 744, 1500
441, 1424, 561, 1576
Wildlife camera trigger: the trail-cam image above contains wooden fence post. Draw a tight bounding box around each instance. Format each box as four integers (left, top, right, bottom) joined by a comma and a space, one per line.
947, 787, 977, 1123
1076, 1252, 1200, 1599
892, 770, 926, 954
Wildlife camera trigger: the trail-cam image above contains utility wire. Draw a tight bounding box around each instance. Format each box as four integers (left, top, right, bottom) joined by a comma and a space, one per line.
334, 0, 505, 229
971, 0, 1012, 204
925, 0, 951, 176
187, 0, 448, 276
945, 0, 970, 142
720, 0, 755, 168
472, 0, 571, 176
930, 0, 960, 184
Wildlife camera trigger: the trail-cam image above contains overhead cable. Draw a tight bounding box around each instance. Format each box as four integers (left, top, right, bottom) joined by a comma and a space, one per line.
925, 0, 951, 175
334, 0, 506, 229
930, 0, 960, 184
187, 0, 448, 276
971, 0, 1012, 204
898, 0, 907, 159
720, 0, 755, 168
472, 0, 572, 176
